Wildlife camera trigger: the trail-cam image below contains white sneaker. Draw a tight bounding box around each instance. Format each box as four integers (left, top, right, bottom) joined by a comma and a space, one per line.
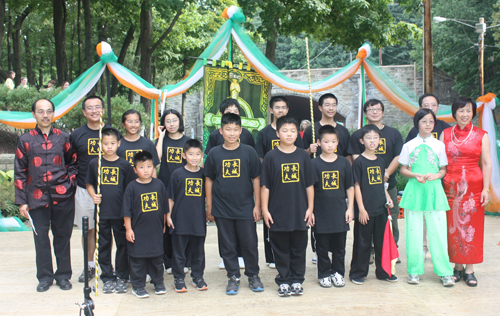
331, 272, 345, 287
268, 263, 276, 269
184, 267, 189, 273
166, 268, 172, 274
166, 267, 188, 274
440, 275, 455, 287
146, 274, 152, 282
219, 260, 225, 269
312, 255, 317, 264
238, 257, 245, 269
407, 275, 419, 284
319, 277, 332, 288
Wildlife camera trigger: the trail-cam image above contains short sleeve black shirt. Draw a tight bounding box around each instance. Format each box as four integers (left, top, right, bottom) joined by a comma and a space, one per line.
261, 148, 317, 231
405, 119, 451, 143
348, 126, 403, 190
312, 156, 353, 234
85, 157, 135, 219
118, 136, 160, 167
302, 122, 350, 158
204, 144, 261, 220
156, 135, 190, 188
122, 179, 169, 258
352, 155, 386, 217
255, 124, 303, 158
70, 124, 112, 188
166, 167, 206, 236
204, 128, 255, 155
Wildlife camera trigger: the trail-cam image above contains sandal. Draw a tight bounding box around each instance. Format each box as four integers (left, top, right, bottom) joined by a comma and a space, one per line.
452, 268, 462, 283
463, 272, 478, 287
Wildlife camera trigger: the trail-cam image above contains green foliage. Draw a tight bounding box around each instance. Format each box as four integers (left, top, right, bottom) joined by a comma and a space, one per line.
0, 86, 59, 112
0, 170, 19, 218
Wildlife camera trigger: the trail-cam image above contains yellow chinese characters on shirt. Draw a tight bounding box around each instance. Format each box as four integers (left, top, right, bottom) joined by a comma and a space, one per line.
126, 149, 142, 166
88, 138, 101, 155
282, 163, 299, 183
322, 171, 339, 190
375, 138, 386, 155
141, 192, 158, 212
367, 166, 382, 185
167, 147, 183, 163
101, 167, 119, 185
432, 132, 438, 139
272, 139, 280, 149
222, 159, 240, 178
186, 178, 203, 196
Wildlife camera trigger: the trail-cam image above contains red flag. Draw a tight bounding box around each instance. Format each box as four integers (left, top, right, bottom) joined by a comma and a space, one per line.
381, 209, 399, 276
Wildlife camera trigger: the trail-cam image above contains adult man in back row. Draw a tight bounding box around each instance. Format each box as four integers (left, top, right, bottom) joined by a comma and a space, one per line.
70, 96, 112, 282
15, 99, 78, 292
405, 93, 451, 142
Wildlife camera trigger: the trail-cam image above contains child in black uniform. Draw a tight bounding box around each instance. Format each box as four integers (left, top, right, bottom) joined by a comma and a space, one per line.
205, 113, 264, 295
312, 125, 354, 288
86, 127, 135, 294
261, 116, 316, 297
349, 125, 397, 285
122, 151, 169, 298
167, 139, 208, 293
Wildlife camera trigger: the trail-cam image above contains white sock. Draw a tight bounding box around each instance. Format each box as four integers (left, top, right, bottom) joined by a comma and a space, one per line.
88, 261, 95, 268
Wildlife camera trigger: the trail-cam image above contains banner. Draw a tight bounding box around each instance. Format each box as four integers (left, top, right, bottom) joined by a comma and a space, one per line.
203, 65, 268, 153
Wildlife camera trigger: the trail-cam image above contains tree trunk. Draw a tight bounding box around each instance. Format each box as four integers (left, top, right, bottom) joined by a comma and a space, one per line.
39, 56, 44, 88
53, 0, 68, 85
0, 0, 5, 64
7, 9, 11, 71
111, 26, 134, 97
24, 30, 34, 85
265, 15, 280, 63
83, 0, 92, 69
77, 0, 82, 76
128, 36, 141, 104
12, 6, 30, 86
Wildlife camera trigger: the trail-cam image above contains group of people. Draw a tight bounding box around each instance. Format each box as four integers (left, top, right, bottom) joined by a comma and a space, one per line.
4, 71, 69, 90
14, 91, 491, 299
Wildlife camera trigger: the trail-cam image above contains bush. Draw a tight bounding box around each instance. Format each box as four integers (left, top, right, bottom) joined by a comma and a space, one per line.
0, 170, 20, 218
0, 86, 59, 112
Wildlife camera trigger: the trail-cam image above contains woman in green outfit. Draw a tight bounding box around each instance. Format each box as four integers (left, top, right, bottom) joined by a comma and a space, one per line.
398, 108, 454, 287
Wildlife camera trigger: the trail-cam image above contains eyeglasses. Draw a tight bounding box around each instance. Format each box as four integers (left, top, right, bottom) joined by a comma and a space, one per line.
364, 137, 380, 141
322, 103, 337, 108
366, 108, 383, 113
420, 120, 434, 125
164, 119, 179, 125
86, 105, 102, 112
126, 120, 141, 124
36, 109, 54, 115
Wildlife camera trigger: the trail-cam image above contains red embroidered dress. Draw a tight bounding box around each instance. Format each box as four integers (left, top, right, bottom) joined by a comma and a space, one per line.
14, 126, 78, 209
442, 123, 486, 264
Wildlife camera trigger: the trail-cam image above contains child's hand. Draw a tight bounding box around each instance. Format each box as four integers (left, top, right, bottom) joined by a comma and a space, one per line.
158, 126, 166, 138
167, 216, 174, 229
126, 229, 135, 243
92, 194, 102, 205
358, 210, 369, 225
309, 144, 318, 153
423, 173, 435, 181
263, 211, 274, 229
206, 209, 214, 222
345, 208, 353, 224
386, 198, 394, 209
304, 209, 314, 227
415, 174, 426, 184
384, 172, 390, 183
253, 206, 261, 222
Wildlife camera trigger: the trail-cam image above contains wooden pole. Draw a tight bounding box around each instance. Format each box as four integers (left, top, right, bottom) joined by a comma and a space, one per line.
478, 17, 485, 96
423, 0, 434, 93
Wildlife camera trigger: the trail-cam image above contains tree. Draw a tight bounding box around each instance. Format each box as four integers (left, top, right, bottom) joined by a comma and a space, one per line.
11, 5, 30, 86
53, 0, 68, 85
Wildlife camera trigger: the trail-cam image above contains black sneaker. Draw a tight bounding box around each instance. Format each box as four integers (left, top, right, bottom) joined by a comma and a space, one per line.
102, 280, 115, 294
226, 275, 240, 295
378, 275, 398, 283
78, 267, 95, 283
290, 283, 303, 295
351, 278, 364, 285
36, 280, 52, 292
278, 284, 291, 297
155, 283, 167, 295
174, 278, 188, 293
192, 277, 208, 291
132, 287, 149, 298
115, 278, 127, 293
248, 275, 264, 292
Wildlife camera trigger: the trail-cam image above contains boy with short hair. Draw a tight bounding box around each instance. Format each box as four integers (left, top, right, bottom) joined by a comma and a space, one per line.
86, 127, 134, 294
349, 124, 397, 285
312, 125, 354, 288
205, 113, 263, 295
261, 115, 317, 297
166, 139, 208, 293
122, 151, 169, 298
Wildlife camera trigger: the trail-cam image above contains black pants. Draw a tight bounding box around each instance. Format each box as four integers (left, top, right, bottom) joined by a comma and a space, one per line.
315, 231, 347, 279
162, 230, 173, 269
349, 212, 390, 280
310, 227, 316, 252
214, 217, 259, 278
263, 224, 275, 263
171, 234, 205, 280
129, 255, 164, 289
30, 197, 75, 283
269, 230, 308, 285
98, 218, 129, 282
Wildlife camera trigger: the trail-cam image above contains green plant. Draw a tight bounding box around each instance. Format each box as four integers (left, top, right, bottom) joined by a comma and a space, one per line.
0, 170, 20, 218
395, 170, 409, 192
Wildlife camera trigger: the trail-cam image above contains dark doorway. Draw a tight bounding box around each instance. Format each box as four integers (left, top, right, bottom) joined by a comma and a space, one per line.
283, 95, 346, 125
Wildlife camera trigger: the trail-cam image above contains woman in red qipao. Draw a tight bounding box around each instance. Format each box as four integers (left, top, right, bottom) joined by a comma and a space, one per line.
440, 97, 492, 287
